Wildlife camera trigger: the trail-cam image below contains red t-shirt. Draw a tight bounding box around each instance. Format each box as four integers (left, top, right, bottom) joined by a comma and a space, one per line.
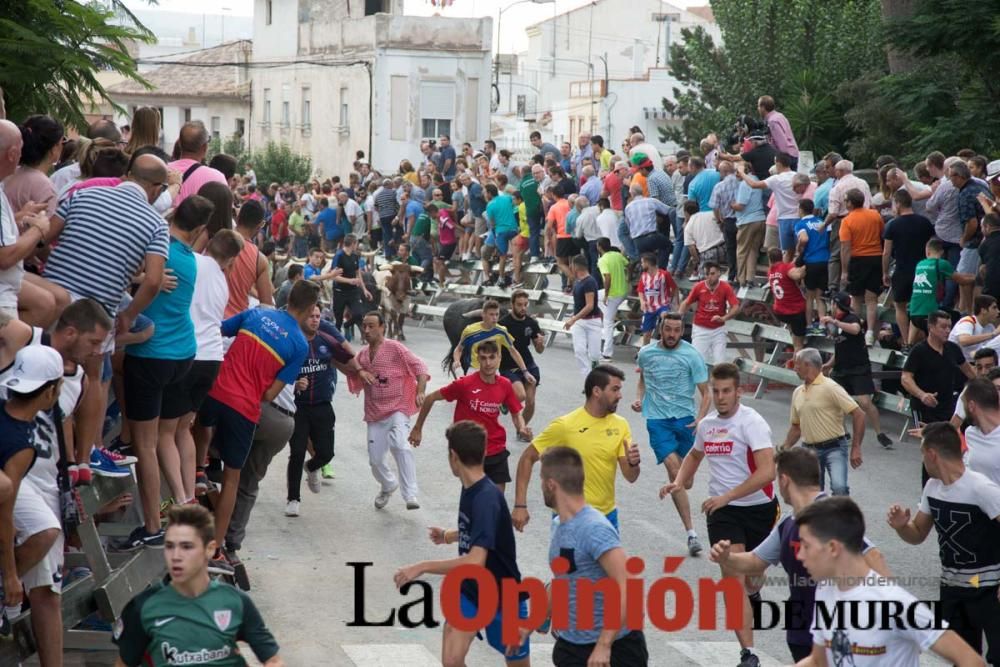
685, 280, 738, 329
768, 262, 806, 315
439, 373, 523, 456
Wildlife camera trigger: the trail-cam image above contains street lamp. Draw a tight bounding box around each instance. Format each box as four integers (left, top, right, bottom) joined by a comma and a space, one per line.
495, 0, 554, 67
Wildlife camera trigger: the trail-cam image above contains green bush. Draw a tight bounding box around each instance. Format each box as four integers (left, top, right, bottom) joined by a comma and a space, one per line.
242, 141, 312, 186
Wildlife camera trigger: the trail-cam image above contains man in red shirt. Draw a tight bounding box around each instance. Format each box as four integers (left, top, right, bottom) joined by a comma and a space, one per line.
678, 262, 741, 365
766, 247, 808, 353
268, 201, 288, 251
409, 340, 531, 492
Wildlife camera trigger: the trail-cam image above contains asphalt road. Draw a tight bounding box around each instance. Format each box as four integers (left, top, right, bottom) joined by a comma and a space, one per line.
233, 322, 946, 666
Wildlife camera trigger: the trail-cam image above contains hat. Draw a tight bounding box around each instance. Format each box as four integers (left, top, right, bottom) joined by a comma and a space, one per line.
986, 159, 1000, 183
629, 153, 648, 166
0, 346, 63, 393
833, 292, 852, 312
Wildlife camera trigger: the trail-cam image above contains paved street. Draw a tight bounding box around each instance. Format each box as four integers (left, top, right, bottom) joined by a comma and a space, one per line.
236, 322, 945, 666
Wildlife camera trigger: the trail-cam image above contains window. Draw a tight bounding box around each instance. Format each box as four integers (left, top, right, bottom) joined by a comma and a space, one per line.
339, 86, 348, 127
263, 88, 271, 124
183, 108, 192, 122
235, 118, 245, 137
210, 116, 220, 140
390, 76, 407, 140
364, 0, 387, 16
465, 78, 479, 142
265, 0, 272, 25
156, 107, 165, 127
281, 84, 290, 127
419, 81, 455, 141
301, 87, 311, 128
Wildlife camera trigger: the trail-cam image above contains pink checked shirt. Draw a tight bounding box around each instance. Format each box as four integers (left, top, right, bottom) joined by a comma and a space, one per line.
348, 339, 429, 423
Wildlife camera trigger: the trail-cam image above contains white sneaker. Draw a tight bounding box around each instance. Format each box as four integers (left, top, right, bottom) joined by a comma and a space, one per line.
284, 500, 300, 517
306, 469, 321, 494
374, 484, 398, 509
864, 330, 875, 347
406, 499, 420, 510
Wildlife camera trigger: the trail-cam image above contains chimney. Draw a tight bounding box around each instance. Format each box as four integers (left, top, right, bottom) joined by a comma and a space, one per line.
632, 39, 646, 78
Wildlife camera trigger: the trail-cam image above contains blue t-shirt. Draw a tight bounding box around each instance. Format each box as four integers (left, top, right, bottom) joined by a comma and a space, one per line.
468, 182, 487, 217
572, 275, 601, 318
813, 178, 834, 216
439, 145, 457, 180
458, 476, 521, 606
316, 208, 340, 241
303, 262, 326, 280
637, 340, 708, 420
794, 215, 831, 264
295, 320, 351, 406
127, 237, 197, 360
0, 401, 36, 472
734, 179, 766, 225
485, 194, 518, 234
688, 169, 721, 213
548, 506, 626, 645
404, 200, 423, 233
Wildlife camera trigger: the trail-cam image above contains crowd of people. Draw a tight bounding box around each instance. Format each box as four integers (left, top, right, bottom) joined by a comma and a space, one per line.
0, 93, 997, 667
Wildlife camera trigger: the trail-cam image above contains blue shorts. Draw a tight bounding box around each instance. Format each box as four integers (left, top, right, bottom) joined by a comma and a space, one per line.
605, 508, 619, 532
641, 305, 671, 333
198, 396, 258, 469
646, 417, 696, 464
500, 365, 540, 387
458, 594, 530, 661
495, 229, 518, 255
778, 218, 798, 251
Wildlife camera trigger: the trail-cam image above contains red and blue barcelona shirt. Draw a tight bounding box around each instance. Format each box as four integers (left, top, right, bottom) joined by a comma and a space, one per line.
209, 307, 308, 422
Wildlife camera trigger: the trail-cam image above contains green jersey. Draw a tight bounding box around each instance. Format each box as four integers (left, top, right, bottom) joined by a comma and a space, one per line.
597, 250, 629, 298
519, 175, 541, 217
411, 213, 432, 240
114, 579, 279, 666
909, 257, 953, 317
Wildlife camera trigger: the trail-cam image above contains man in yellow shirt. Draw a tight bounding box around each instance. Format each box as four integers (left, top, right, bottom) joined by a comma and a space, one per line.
512, 364, 641, 532
591, 135, 613, 173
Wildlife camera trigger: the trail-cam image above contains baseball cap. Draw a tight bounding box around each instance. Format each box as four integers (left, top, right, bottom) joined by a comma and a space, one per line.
629, 153, 648, 166
986, 159, 1000, 183
0, 346, 64, 393
833, 292, 852, 312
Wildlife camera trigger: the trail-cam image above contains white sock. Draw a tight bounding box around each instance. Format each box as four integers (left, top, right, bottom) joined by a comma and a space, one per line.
687, 529, 697, 538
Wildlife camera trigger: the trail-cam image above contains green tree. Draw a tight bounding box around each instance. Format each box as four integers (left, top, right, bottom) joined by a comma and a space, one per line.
661, 0, 885, 152
244, 142, 312, 186
0, 0, 153, 127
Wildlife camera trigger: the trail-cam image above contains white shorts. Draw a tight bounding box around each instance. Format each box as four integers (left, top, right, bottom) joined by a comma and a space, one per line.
14, 480, 63, 594
691, 324, 728, 366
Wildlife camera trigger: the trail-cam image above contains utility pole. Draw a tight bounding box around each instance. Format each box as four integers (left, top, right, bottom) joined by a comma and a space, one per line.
651, 13, 680, 69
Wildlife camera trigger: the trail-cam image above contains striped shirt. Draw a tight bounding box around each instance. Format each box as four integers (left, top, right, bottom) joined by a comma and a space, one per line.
623, 196, 671, 238
646, 169, 677, 208
374, 188, 399, 219
49, 182, 169, 315
709, 174, 741, 220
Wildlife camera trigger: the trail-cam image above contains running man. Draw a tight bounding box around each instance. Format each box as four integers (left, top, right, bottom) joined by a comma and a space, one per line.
394, 421, 530, 667
499, 290, 545, 425
888, 422, 1000, 662
453, 300, 535, 383
678, 262, 741, 365
632, 312, 710, 556
660, 362, 777, 667
513, 365, 641, 533
801, 496, 982, 667
347, 311, 429, 510
710, 447, 888, 662
410, 340, 531, 493
113, 504, 285, 667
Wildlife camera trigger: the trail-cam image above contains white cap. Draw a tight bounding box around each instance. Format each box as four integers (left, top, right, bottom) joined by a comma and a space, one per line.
0, 346, 63, 393
986, 159, 1000, 183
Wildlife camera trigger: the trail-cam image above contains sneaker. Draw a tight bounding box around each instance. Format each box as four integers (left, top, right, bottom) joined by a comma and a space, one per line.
284, 500, 300, 517
374, 484, 398, 510
68, 465, 79, 487
75, 464, 92, 486
226, 549, 250, 591
108, 436, 134, 458
687, 534, 703, 557
321, 464, 334, 479
306, 469, 321, 494
195, 469, 210, 495
90, 449, 131, 478
806, 325, 826, 337
208, 551, 236, 576
111, 526, 164, 552
406, 499, 420, 510
99, 446, 136, 467
864, 330, 875, 347
877, 432, 894, 449
738, 648, 761, 667
517, 431, 532, 443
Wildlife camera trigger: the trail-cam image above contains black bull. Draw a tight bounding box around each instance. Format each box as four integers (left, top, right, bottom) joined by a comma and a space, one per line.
441, 298, 509, 377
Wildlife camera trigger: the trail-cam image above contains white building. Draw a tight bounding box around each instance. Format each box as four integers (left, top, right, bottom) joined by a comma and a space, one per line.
494, 0, 718, 160
106, 40, 252, 151
251, 0, 492, 178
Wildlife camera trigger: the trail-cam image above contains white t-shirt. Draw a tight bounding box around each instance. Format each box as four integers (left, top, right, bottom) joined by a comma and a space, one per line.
694, 404, 775, 506
811, 570, 945, 666
596, 209, 620, 248
963, 424, 1000, 487
764, 171, 800, 219
0, 183, 25, 310
948, 314, 996, 361
684, 211, 725, 253
191, 254, 229, 361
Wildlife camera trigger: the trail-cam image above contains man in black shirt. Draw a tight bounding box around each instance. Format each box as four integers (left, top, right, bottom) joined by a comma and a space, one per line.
564, 255, 603, 379
979, 214, 1000, 298
330, 234, 371, 341
902, 310, 975, 424
882, 189, 935, 345
500, 290, 545, 431
721, 135, 776, 182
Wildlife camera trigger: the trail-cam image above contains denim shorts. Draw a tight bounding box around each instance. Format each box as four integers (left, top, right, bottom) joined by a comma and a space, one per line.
778, 218, 799, 251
